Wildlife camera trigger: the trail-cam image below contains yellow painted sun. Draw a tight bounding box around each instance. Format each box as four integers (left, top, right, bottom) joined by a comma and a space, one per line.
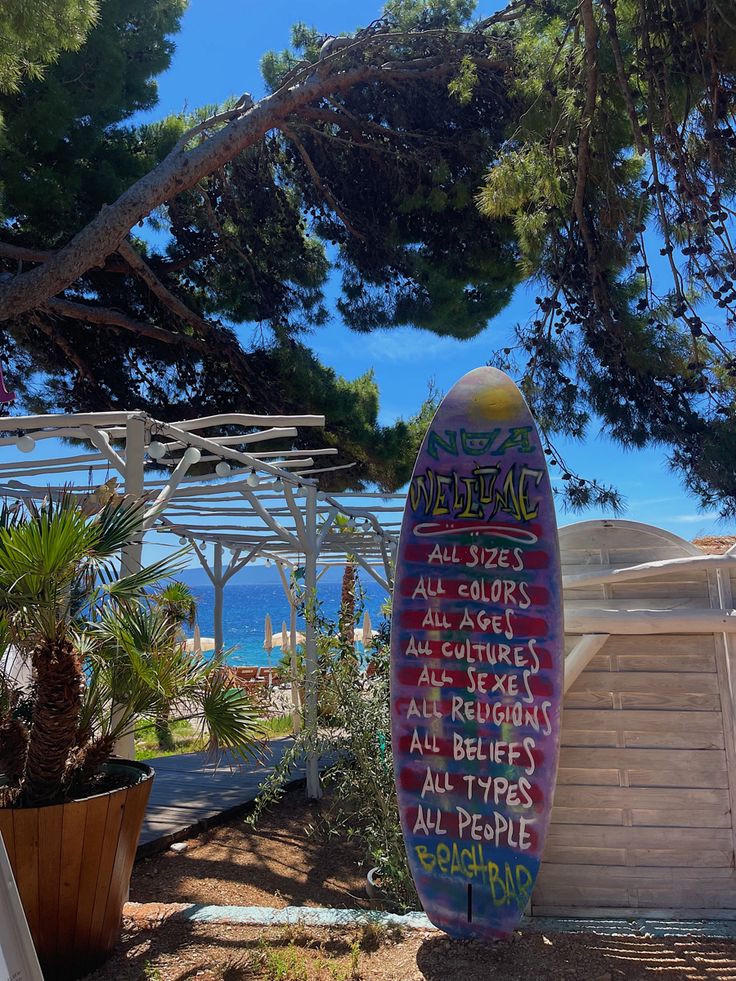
469, 370, 526, 423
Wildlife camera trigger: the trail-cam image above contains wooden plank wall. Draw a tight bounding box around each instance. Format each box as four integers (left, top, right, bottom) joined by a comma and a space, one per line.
534, 521, 736, 918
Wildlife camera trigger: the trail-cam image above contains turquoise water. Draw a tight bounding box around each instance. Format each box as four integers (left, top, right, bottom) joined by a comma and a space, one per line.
184, 579, 388, 666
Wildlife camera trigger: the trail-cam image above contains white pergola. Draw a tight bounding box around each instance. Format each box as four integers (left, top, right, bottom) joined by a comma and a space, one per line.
0, 409, 405, 797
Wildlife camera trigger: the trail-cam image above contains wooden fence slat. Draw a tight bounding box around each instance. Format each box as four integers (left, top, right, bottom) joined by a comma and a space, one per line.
550, 805, 732, 829
561, 710, 724, 750
546, 826, 733, 848
542, 846, 733, 868
565, 690, 721, 711
551, 785, 729, 808
568, 671, 720, 693
613, 653, 716, 673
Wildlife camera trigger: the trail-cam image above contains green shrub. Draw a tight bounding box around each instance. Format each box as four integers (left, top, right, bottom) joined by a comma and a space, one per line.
251, 594, 417, 912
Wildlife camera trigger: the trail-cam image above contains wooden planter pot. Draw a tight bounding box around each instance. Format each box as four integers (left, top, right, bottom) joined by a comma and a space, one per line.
0, 760, 153, 981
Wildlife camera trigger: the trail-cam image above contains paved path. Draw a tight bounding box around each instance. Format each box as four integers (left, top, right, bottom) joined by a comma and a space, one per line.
138, 738, 301, 854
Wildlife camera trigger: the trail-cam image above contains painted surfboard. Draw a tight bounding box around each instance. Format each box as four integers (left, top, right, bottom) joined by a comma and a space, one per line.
390, 366, 563, 941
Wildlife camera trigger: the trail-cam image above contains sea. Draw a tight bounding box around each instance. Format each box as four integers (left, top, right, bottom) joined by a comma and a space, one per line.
183, 578, 388, 666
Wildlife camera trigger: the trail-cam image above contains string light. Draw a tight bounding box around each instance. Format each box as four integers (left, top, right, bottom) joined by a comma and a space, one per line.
246, 469, 259, 488
15, 433, 35, 453
178, 536, 188, 545
147, 440, 166, 460
182, 447, 201, 466
215, 460, 231, 477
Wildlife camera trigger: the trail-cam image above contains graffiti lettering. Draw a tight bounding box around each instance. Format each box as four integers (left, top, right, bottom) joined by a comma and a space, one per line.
408, 465, 543, 523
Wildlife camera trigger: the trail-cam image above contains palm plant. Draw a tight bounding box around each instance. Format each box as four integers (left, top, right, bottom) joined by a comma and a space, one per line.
153, 580, 197, 630
149, 579, 199, 749
0, 494, 264, 808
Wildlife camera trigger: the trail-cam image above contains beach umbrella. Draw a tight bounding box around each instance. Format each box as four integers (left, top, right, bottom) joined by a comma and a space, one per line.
263, 613, 273, 651
362, 610, 373, 647
193, 621, 202, 654
272, 617, 290, 687
270, 630, 306, 647
184, 635, 215, 652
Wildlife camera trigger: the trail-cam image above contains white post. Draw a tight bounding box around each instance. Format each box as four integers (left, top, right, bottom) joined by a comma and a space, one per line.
120, 416, 145, 574
304, 484, 321, 798
289, 598, 302, 734
114, 417, 145, 760
213, 542, 224, 656
274, 559, 303, 735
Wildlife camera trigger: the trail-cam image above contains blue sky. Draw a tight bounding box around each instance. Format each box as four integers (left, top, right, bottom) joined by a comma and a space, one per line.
0, 0, 728, 565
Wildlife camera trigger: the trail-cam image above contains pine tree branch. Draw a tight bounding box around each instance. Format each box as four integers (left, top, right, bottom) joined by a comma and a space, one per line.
40, 296, 211, 352
0, 37, 475, 322
193, 181, 259, 289
475, 0, 531, 31
281, 124, 366, 241
41, 294, 271, 409
116, 238, 214, 339
0, 241, 129, 274
0, 243, 54, 264
35, 319, 114, 407
599, 0, 645, 155
573, 0, 599, 247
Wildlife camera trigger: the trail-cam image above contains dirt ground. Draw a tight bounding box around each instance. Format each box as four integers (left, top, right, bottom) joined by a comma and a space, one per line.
115, 789, 736, 980
88, 919, 736, 981
131, 789, 369, 909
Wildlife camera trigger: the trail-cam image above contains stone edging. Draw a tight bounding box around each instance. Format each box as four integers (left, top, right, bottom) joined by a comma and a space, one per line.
123, 903, 736, 939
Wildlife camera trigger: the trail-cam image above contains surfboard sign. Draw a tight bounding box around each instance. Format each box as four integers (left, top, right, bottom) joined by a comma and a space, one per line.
390, 366, 563, 940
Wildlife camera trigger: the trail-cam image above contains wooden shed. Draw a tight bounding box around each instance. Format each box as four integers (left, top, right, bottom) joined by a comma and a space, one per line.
534, 519, 736, 918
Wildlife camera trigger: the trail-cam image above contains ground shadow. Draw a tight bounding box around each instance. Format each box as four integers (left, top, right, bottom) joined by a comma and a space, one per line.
415, 930, 736, 980
131, 789, 368, 910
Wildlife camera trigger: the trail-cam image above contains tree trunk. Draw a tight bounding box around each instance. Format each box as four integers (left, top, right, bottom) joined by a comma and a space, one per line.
338, 562, 357, 649
22, 639, 83, 805
154, 706, 175, 752
0, 716, 29, 804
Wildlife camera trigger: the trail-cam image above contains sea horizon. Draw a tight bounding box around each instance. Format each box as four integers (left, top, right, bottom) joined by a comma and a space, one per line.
184, 578, 388, 667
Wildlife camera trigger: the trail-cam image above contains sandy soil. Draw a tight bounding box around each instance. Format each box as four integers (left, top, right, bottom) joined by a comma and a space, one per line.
87, 919, 736, 981
131, 788, 370, 910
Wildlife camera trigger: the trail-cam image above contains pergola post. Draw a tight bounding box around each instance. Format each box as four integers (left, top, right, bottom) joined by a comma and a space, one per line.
273, 558, 303, 734
304, 483, 321, 798
121, 416, 145, 574
213, 542, 224, 655
116, 415, 145, 759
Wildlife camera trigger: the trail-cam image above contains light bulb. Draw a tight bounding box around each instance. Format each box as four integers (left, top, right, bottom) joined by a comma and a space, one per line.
215, 460, 231, 477
246, 469, 259, 488
147, 440, 166, 460
15, 434, 35, 453
178, 536, 188, 545
182, 447, 201, 466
